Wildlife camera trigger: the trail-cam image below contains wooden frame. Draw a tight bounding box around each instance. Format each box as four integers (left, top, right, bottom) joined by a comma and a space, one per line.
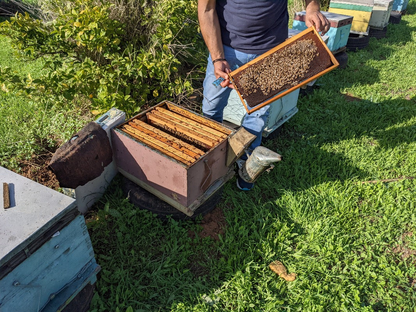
229, 26, 339, 114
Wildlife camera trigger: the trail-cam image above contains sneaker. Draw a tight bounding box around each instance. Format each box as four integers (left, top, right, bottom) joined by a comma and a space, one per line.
236, 176, 254, 191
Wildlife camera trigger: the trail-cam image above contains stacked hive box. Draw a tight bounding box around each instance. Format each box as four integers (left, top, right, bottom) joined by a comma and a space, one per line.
329, 0, 374, 35
369, 0, 393, 29
0, 167, 100, 312
293, 11, 353, 53
392, 0, 409, 12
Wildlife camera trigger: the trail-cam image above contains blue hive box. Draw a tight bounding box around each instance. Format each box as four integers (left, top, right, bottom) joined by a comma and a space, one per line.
293, 11, 353, 53
0, 167, 100, 312
392, 0, 409, 12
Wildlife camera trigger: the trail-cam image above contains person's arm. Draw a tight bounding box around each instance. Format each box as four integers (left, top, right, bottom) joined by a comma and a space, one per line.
304, 0, 330, 35
198, 0, 232, 88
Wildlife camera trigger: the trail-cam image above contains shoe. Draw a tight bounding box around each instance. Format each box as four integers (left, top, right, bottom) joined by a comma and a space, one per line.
236, 176, 254, 191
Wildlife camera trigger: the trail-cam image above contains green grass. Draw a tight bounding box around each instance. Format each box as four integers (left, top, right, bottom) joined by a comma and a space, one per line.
87, 4, 416, 312
0, 34, 89, 169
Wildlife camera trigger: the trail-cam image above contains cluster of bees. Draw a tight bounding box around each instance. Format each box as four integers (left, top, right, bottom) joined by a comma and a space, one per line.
238, 39, 319, 96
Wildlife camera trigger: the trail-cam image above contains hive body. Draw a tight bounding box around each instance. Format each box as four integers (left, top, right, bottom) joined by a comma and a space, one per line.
293, 11, 353, 52
369, 0, 394, 29
0, 167, 99, 311
329, 1, 374, 35
112, 101, 236, 216
392, 0, 409, 12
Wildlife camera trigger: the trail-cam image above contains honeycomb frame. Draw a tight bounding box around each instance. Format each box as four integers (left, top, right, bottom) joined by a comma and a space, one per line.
229, 26, 339, 114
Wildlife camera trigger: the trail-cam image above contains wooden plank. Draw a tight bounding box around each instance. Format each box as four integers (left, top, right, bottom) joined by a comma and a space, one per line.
122, 125, 194, 166
130, 119, 205, 157
127, 121, 202, 159
3, 183, 10, 209
165, 102, 232, 135
149, 110, 222, 143
132, 119, 205, 156
154, 107, 228, 139
146, 113, 216, 150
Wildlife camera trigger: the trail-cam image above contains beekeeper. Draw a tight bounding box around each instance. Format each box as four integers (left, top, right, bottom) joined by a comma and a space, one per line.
198, 0, 330, 190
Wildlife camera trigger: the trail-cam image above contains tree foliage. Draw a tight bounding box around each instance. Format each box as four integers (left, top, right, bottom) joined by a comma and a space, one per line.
0, 0, 206, 116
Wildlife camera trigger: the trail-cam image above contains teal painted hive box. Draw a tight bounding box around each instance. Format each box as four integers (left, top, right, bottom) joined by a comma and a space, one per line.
293, 11, 353, 52
392, 0, 409, 12
0, 167, 100, 312
223, 88, 300, 138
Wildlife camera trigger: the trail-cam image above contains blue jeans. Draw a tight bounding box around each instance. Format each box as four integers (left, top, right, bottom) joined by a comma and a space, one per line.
202, 45, 270, 153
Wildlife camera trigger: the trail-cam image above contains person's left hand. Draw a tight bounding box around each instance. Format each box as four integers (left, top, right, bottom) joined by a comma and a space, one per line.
305, 9, 330, 35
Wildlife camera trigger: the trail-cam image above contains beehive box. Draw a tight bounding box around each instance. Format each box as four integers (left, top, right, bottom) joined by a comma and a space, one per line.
292, 11, 353, 52
0, 167, 100, 312
229, 27, 338, 114
112, 101, 254, 216
329, 0, 373, 34
223, 88, 300, 137
392, 0, 409, 12
369, 0, 394, 28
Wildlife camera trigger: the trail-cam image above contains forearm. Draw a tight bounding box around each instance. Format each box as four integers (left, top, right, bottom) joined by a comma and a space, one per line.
198, 1, 224, 61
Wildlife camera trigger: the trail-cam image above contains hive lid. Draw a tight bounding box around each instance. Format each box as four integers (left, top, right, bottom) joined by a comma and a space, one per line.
229, 26, 339, 114
0, 167, 77, 268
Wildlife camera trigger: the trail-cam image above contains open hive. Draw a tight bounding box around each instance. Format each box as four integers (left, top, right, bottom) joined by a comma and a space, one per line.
118, 103, 232, 166
230, 27, 338, 114
111, 101, 246, 216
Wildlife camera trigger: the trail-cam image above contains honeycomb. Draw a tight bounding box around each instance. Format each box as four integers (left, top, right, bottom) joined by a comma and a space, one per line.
231, 31, 334, 108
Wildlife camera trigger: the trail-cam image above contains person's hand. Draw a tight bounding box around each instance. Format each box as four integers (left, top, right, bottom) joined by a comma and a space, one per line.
214, 60, 234, 88
305, 9, 330, 35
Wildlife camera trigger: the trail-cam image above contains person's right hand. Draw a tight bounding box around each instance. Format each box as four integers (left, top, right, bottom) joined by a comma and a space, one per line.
214, 60, 234, 88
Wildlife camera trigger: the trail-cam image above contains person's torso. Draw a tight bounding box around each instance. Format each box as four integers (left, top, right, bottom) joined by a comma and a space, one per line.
216, 0, 288, 54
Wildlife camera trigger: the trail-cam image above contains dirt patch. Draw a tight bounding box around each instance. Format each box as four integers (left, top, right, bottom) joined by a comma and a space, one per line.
390, 232, 416, 261
189, 206, 227, 241
18, 152, 59, 190
342, 93, 362, 102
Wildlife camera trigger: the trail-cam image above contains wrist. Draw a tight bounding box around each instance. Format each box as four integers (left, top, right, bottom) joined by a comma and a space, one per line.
212, 58, 227, 65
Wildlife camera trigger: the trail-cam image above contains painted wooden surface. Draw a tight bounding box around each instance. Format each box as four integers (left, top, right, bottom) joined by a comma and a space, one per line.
392, 0, 409, 12
223, 88, 300, 138
0, 215, 97, 312
293, 11, 353, 51
0, 166, 77, 267
112, 101, 233, 209
328, 7, 372, 33
370, 0, 394, 28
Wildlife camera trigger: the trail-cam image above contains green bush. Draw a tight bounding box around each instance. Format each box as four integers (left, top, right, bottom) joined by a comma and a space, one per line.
0, 0, 206, 117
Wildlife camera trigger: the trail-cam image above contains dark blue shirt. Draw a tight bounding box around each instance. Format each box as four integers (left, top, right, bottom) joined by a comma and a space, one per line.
216, 0, 289, 54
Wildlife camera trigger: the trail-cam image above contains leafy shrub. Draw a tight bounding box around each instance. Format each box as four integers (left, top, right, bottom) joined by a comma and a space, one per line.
0, 0, 206, 117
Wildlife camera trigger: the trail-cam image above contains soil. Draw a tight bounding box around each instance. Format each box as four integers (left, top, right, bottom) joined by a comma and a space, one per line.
188, 205, 227, 241
18, 152, 60, 190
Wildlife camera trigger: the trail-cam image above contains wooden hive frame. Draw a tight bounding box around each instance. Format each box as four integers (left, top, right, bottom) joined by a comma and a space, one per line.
229, 26, 339, 114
